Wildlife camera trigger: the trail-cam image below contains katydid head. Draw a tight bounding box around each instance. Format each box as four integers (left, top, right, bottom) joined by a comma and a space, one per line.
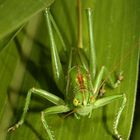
73, 91, 95, 107
72, 90, 95, 116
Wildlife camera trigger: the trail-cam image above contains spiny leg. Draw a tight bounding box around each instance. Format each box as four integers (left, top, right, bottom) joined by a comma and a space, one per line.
41, 105, 70, 140
113, 94, 126, 140
93, 66, 123, 97
8, 88, 65, 131
44, 9, 65, 94
92, 94, 126, 140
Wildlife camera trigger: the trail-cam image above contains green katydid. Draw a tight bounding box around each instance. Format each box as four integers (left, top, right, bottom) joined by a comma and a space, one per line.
8, 0, 126, 140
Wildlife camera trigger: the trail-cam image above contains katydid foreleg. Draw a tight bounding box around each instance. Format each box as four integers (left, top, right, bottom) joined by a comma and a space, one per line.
41, 105, 70, 140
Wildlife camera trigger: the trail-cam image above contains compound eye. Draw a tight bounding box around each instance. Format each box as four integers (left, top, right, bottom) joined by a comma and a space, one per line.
73, 98, 80, 106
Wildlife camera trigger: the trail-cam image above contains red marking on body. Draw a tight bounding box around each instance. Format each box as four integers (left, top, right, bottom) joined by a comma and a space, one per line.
77, 73, 85, 90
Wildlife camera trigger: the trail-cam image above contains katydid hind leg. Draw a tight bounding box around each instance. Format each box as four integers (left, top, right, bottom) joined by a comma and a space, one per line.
44, 9, 65, 94
49, 11, 67, 52
8, 88, 65, 132
78, 48, 89, 71
86, 8, 96, 80
66, 48, 73, 96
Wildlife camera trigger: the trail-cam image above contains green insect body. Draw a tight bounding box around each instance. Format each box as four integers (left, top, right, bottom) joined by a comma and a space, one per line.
66, 66, 94, 117
8, 0, 127, 140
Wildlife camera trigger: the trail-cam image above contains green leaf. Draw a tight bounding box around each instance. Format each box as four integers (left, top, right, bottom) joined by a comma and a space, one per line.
0, 0, 54, 39
0, 0, 139, 140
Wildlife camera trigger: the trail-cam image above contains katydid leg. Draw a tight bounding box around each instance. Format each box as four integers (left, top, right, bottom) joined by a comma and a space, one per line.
113, 94, 126, 140
41, 105, 70, 140
78, 49, 89, 71
65, 48, 73, 97
49, 11, 67, 52
86, 8, 96, 79
93, 66, 123, 96
44, 9, 65, 94
8, 88, 65, 131
103, 67, 123, 88
93, 94, 126, 140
